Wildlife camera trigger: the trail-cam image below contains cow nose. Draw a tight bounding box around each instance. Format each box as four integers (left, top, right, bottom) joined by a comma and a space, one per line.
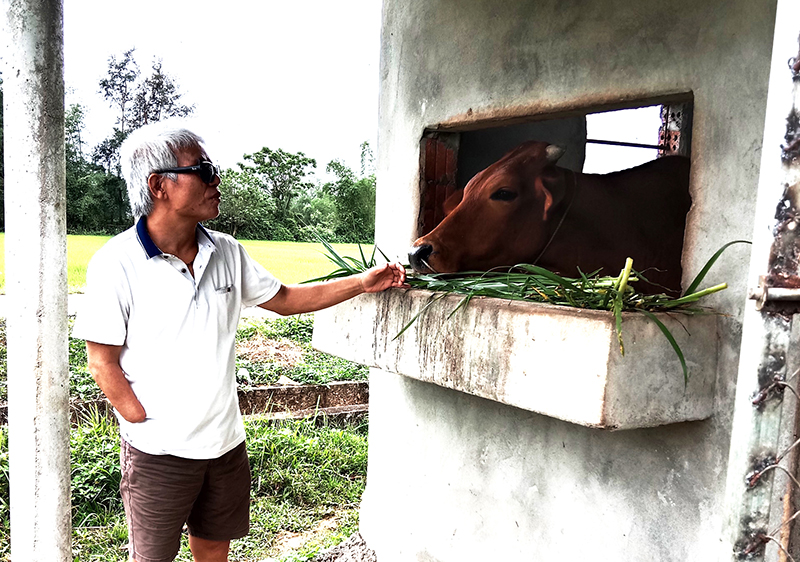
408, 244, 434, 273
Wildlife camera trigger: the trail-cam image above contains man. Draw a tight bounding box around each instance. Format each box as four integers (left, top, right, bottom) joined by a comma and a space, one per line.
72, 121, 406, 562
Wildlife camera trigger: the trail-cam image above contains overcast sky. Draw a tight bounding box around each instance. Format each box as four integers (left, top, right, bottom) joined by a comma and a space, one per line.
3, 1, 661, 179
61, 0, 382, 179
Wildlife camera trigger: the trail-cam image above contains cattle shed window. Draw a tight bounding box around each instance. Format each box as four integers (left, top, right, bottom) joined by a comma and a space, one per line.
418, 100, 693, 236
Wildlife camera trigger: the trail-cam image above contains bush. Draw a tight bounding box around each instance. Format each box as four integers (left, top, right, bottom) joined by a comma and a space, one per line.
70, 408, 123, 526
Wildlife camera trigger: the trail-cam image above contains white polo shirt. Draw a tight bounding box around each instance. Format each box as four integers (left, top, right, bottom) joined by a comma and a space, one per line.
72, 218, 282, 459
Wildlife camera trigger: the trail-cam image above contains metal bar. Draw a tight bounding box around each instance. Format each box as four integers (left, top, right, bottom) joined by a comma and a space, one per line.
585, 138, 665, 150
749, 279, 800, 310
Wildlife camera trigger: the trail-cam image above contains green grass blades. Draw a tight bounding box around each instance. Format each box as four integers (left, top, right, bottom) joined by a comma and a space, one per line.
246, 417, 367, 506
235, 316, 368, 386
302, 236, 378, 283
313, 240, 744, 382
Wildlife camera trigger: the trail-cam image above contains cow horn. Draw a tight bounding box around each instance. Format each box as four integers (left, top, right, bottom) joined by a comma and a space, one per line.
545, 144, 566, 162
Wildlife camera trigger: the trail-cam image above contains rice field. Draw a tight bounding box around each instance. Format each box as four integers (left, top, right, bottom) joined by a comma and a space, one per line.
0, 233, 373, 293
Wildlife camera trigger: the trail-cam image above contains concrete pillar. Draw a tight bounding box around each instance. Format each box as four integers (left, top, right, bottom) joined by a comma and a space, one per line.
719, 2, 800, 560
2, 0, 71, 560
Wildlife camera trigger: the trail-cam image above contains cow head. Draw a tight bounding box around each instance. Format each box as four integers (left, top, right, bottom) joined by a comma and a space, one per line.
409, 141, 568, 273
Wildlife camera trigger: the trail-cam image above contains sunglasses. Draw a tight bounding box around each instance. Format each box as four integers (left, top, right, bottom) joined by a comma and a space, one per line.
153, 161, 221, 185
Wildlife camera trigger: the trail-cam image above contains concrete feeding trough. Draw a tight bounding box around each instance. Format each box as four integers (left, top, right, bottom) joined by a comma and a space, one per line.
313, 289, 718, 430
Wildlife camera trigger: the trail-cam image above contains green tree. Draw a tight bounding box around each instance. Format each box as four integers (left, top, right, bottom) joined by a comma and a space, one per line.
206, 169, 275, 239
95, 49, 194, 176
292, 186, 337, 242
130, 60, 194, 127
323, 144, 376, 243
66, 103, 129, 232
360, 140, 375, 177
99, 48, 139, 135
238, 147, 317, 240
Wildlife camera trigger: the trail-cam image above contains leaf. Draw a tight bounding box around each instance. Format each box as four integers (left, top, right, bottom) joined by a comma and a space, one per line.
613, 294, 625, 356
639, 309, 688, 385
683, 240, 750, 296
393, 293, 450, 341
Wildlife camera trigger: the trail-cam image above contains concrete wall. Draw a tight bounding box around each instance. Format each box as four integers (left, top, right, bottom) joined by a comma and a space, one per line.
357, 0, 776, 560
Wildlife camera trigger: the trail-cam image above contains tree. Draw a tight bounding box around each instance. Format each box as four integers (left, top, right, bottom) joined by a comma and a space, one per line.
237, 147, 317, 240
206, 169, 274, 239
65, 103, 86, 165
91, 128, 128, 176
99, 48, 139, 135
95, 49, 194, 176
66, 103, 129, 232
291, 186, 337, 242
360, 140, 375, 177
323, 144, 376, 243
130, 60, 194, 127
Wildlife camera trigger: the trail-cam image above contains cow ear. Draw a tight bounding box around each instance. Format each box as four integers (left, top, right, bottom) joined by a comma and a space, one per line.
537, 168, 567, 221
442, 189, 463, 216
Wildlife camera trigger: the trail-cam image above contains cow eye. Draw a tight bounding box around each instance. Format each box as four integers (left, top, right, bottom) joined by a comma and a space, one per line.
490, 188, 518, 201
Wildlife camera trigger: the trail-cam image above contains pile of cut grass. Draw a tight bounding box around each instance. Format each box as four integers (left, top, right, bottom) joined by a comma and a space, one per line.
310, 240, 749, 383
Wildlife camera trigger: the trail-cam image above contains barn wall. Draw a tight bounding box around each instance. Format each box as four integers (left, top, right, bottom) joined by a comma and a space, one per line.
362, 0, 775, 560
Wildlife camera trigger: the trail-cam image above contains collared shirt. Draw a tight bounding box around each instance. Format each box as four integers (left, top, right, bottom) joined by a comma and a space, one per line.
72, 218, 282, 459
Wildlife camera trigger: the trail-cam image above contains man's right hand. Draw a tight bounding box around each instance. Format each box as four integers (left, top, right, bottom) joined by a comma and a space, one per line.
86, 341, 147, 423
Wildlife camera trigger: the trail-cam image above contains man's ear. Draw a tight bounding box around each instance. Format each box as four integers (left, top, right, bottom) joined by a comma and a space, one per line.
148, 173, 166, 201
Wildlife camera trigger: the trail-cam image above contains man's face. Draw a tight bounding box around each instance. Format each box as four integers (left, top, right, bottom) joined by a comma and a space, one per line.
161, 145, 221, 223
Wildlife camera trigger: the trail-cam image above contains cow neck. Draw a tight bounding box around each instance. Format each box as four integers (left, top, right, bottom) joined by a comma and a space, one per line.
532, 168, 579, 266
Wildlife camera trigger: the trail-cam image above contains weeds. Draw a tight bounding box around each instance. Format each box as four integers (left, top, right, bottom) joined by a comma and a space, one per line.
0, 428, 7, 561
235, 316, 368, 387
71, 407, 123, 527
63, 416, 368, 562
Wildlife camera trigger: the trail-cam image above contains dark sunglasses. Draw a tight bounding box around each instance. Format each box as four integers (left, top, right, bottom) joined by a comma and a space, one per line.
153, 161, 221, 185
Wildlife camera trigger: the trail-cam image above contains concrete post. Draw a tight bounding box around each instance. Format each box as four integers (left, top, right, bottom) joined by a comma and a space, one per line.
719, 2, 800, 560
2, 0, 71, 560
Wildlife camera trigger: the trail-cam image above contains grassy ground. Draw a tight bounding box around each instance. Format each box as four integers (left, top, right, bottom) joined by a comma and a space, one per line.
67, 413, 367, 562
0, 315, 369, 561
0, 233, 373, 292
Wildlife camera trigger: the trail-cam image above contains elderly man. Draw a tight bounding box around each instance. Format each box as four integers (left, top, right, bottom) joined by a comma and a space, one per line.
72, 121, 405, 562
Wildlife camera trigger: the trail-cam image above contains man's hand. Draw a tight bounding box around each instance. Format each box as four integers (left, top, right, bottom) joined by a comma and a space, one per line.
86, 341, 147, 423
261, 262, 408, 316
359, 262, 407, 293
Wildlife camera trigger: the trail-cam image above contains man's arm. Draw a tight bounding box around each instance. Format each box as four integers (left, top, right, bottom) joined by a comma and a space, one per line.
85, 341, 146, 423
260, 262, 406, 316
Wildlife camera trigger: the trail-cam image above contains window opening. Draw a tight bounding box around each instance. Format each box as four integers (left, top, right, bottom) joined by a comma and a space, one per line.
419, 100, 693, 235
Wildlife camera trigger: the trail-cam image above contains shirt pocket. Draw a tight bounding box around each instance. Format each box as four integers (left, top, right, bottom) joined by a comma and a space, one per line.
215, 284, 238, 331
215, 284, 234, 296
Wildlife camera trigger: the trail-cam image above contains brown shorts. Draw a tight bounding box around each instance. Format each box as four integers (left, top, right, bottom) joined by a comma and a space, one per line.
119, 439, 251, 562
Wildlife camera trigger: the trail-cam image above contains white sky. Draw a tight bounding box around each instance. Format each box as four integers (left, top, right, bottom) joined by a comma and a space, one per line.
5, 1, 660, 180
61, 0, 382, 179
584, 105, 663, 174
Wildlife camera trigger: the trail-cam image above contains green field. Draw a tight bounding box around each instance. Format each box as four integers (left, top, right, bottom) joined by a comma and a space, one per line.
0, 233, 373, 293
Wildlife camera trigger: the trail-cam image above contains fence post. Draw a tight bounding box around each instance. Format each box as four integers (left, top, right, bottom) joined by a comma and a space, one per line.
2, 0, 71, 559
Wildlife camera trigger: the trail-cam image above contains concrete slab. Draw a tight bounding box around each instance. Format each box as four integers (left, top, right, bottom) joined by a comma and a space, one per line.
313, 289, 718, 429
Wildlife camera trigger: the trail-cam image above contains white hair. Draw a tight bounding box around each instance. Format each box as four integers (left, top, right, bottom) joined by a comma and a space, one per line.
120, 121, 206, 218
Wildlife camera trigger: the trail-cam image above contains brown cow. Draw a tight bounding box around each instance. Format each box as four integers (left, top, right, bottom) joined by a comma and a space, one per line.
408, 140, 691, 295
